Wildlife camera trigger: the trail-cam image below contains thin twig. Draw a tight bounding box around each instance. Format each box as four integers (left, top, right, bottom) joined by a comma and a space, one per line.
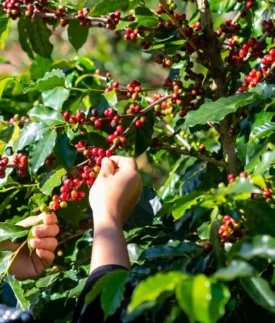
160, 145, 227, 167
110, 94, 172, 151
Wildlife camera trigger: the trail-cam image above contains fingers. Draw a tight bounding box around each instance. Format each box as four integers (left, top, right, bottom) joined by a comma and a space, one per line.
99, 157, 115, 177
29, 237, 58, 252
35, 249, 55, 267
17, 212, 57, 227
32, 224, 59, 239
110, 156, 138, 171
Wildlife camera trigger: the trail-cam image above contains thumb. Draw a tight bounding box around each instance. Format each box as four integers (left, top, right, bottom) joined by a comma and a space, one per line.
99, 157, 115, 177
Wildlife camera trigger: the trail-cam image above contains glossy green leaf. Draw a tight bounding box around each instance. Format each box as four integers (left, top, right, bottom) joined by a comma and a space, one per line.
172, 191, 203, 220
68, 20, 89, 51
185, 93, 255, 126
14, 122, 49, 151
0, 222, 28, 243
68, 278, 88, 298
29, 129, 57, 173
54, 133, 77, 169
36, 272, 60, 288
0, 77, 12, 98
0, 251, 12, 274
135, 6, 158, 27
18, 16, 53, 59
91, 0, 129, 16
128, 271, 182, 312
125, 187, 161, 230
30, 55, 52, 80
0, 16, 10, 50
104, 90, 117, 107
7, 276, 30, 310
214, 260, 256, 281
102, 270, 129, 319
229, 235, 275, 262
176, 274, 230, 323
39, 168, 67, 195
24, 69, 65, 93
0, 126, 14, 154
228, 177, 262, 195
250, 122, 275, 140
140, 242, 202, 260
180, 161, 207, 195
254, 151, 275, 175
42, 87, 70, 111
241, 276, 275, 313
28, 105, 65, 126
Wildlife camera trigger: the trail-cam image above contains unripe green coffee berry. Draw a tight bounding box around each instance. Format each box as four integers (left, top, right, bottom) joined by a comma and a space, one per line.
60, 201, 68, 208
40, 204, 48, 213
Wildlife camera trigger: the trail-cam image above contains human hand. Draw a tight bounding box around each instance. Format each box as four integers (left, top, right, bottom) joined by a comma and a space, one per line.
89, 156, 142, 228
6, 212, 59, 280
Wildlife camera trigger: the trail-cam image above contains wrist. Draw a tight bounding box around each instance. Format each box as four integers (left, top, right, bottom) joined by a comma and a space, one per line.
92, 211, 124, 230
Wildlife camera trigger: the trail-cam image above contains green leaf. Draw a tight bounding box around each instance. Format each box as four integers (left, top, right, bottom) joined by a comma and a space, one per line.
128, 271, 182, 312
229, 235, 275, 262
54, 133, 77, 169
18, 16, 53, 59
135, 6, 158, 27
140, 242, 202, 260
91, 0, 129, 16
36, 272, 60, 288
0, 222, 29, 243
0, 126, 15, 154
0, 16, 11, 50
244, 201, 275, 236
250, 122, 275, 140
30, 55, 52, 80
0, 251, 12, 274
228, 177, 261, 195
24, 69, 65, 93
0, 190, 20, 217
7, 276, 30, 310
241, 276, 275, 313
42, 87, 70, 111
172, 191, 203, 220
14, 122, 50, 151
103, 90, 117, 107
214, 260, 256, 281
39, 168, 67, 195
101, 270, 129, 320
180, 161, 207, 194
176, 275, 230, 323
125, 187, 161, 230
28, 105, 65, 126
29, 129, 57, 174
68, 20, 89, 51
254, 151, 275, 175
68, 278, 88, 298
0, 77, 12, 98
185, 93, 255, 126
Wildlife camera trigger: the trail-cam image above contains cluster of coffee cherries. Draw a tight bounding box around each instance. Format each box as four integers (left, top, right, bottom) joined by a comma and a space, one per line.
125, 80, 142, 100
217, 19, 241, 37
2, 0, 22, 19
0, 156, 9, 179
49, 176, 86, 211
262, 19, 275, 34
13, 153, 28, 177
9, 114, 30, 128
218, 215, 243, 244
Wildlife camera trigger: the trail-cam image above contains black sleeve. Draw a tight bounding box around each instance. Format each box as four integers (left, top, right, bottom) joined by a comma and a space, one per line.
72, 265, 146, 323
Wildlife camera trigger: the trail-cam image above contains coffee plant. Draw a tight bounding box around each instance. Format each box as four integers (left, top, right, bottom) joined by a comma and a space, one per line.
0, 0, 275, 321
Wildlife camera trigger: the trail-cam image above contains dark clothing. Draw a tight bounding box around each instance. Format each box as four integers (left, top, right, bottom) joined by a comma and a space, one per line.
1, 265, 143, 323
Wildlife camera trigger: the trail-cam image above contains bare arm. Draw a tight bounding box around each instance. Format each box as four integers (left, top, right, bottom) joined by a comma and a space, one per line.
89, 156, 142, 273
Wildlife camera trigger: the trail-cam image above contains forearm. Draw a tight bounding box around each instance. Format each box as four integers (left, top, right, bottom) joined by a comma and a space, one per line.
90, 217, 130, 273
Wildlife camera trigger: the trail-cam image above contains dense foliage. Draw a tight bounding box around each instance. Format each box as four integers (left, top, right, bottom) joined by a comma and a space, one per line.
0, 0, 275, 321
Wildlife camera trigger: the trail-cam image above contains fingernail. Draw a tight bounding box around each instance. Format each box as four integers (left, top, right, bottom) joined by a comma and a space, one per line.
101, 157, 109, 166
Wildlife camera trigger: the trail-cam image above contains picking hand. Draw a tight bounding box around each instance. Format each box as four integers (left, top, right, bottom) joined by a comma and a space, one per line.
6, 212, 59, 280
